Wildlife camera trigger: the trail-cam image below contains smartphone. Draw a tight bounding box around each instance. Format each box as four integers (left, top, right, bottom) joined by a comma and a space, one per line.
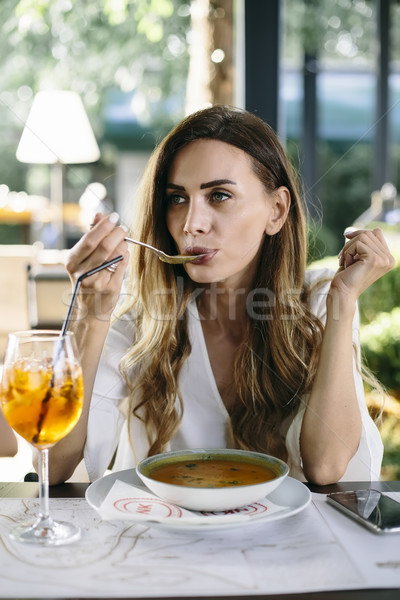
326, 489, 400, 534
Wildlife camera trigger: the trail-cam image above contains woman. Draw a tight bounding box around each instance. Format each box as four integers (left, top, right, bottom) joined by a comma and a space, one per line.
48, 105, 394, 485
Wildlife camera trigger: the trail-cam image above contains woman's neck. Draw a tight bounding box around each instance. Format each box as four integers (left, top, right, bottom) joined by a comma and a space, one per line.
196, 283, 249, 336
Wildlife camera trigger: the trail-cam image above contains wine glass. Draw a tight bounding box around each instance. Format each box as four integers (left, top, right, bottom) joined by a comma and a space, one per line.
0, 330, 84, 545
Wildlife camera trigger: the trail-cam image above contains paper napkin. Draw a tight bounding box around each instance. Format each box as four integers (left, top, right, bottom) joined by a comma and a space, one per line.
97, 479, 288, 525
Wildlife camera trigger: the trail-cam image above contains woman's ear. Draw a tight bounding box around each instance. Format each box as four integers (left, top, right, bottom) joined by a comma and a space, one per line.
265, 186, 291, 235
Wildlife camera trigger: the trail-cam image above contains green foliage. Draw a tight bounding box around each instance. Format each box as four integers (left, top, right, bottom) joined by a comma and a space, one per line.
361, 308, 400, 394
358, 263, 400, 325
380, 414, 400, 480
0, 224, 26, 244
317, 141, 373, 252
284, 0, 378, 62
0, 0, 191, 195
307, 219, 339, 264
288, 140, 375, 262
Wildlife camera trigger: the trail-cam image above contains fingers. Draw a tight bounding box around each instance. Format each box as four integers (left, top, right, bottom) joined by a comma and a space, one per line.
63, 213, 130, 322
66, 212, 129, 279
339, 228, 395, 271
90, 212, 104, 228
333, 227, 395, 302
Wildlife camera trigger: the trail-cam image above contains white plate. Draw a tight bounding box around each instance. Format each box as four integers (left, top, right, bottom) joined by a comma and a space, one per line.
85, 469, 311, 531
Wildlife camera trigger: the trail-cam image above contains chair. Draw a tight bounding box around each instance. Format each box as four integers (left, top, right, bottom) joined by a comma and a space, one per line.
0, 245, 35, 357
0, 246, 71, 358
27, 263, 71, 329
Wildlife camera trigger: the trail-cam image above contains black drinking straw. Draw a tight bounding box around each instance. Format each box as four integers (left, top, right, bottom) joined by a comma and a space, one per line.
33, 255, 124, 444
60, 255, 124, 336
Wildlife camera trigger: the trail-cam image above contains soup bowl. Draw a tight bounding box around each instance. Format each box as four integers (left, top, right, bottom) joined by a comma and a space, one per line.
136, 448, 289, 511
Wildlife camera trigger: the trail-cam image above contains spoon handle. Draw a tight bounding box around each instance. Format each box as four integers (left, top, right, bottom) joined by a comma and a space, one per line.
124, 237, 154, 251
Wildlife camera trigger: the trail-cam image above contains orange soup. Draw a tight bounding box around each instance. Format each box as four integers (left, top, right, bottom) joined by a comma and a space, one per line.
148, 458, 276, 488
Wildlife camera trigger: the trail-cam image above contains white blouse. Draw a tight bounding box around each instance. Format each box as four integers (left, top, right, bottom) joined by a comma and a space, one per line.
84, 268, 383, 482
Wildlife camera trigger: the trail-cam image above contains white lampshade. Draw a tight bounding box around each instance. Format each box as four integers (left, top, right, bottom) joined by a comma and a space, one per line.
16, 90, 100, 164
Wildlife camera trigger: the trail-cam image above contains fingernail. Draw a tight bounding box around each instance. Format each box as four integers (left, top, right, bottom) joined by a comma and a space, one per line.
109, 212, 119, 224
344, 227, 356, 236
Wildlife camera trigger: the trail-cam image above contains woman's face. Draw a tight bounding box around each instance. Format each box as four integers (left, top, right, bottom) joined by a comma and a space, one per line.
165, 139, 289, 288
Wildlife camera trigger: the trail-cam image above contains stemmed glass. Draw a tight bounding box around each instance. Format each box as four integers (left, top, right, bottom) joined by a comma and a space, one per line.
0, 330, 84, 545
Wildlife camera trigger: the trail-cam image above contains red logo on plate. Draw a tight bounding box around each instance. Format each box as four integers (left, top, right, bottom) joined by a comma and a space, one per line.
113, 497, 183, 518
200, 502, 269, 517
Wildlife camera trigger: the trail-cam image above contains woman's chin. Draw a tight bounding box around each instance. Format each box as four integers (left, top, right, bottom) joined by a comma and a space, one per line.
185, 270, 229, 286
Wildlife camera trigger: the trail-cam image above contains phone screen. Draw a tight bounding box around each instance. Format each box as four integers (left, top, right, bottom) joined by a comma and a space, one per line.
326, 489, 400, 534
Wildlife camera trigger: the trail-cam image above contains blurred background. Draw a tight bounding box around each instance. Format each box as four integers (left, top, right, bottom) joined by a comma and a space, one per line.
1, 0, 400, 251
0, 0, 399, 480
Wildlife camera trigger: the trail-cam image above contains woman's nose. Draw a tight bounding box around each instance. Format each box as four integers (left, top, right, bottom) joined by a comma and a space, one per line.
183, 201, 211, 235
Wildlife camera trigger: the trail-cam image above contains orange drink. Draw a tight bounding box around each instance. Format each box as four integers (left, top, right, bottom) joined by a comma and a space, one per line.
1, 360, 83, 448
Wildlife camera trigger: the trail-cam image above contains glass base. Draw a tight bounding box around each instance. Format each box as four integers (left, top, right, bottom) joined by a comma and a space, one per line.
10, 516, 81, 546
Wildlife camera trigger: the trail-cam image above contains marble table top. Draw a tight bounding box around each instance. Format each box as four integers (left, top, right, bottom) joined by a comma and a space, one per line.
0, 491, 400, 598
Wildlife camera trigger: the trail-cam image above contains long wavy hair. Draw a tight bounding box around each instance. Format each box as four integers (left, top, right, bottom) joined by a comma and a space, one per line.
117, 105, 324, 460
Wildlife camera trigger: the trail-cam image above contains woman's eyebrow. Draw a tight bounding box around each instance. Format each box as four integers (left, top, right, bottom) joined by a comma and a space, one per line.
166, 178, 237, 191
166, 183, 185, 190
200, 179, 236, 189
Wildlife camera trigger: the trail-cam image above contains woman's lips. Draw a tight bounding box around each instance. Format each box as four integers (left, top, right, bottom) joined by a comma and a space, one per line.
184, 246, 217, 265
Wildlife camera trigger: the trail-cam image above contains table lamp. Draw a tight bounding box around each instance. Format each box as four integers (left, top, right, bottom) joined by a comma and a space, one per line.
16, 90, 100, 248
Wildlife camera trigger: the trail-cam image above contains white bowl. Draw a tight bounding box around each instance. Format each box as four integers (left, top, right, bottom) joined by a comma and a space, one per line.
136, 448, 289, 511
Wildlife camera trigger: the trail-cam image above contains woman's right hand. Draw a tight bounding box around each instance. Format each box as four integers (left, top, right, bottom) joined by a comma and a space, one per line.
65, 212, 129, 322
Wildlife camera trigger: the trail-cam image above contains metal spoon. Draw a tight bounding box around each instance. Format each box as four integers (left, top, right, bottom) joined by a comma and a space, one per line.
124, 236, 206, 264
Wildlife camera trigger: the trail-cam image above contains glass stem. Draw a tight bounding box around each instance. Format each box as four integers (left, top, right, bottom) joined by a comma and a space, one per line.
38, 448, 50, 522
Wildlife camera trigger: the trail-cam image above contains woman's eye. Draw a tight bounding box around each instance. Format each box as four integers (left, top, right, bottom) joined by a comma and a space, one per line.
211, 191, 230, 203
168, 194, 186, 205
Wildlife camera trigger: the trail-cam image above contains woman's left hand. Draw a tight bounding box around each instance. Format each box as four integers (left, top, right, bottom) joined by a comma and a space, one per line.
333, 227, 395, 300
